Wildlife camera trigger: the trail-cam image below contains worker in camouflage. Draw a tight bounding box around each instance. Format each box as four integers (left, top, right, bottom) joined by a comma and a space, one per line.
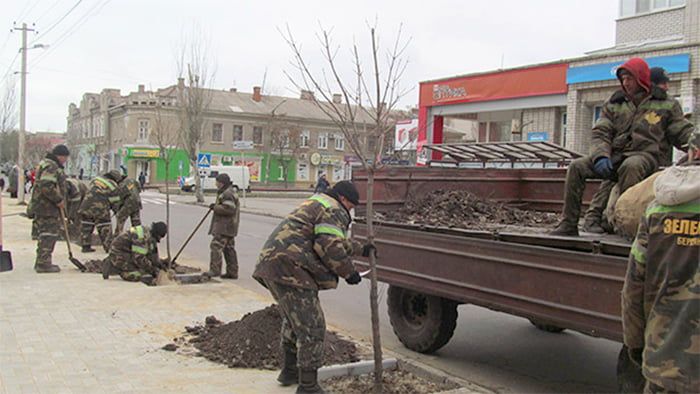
621, 134, 700, 393
582, 67, 677, 234
30, 145, 70, 273
114, 177, 142, 234
65, 177, 87, 240
206, 173, 240, 279
552, 57, 695, 236
101, 222, 168, 286
78, 170, 123, 253
253, 181, 374, 394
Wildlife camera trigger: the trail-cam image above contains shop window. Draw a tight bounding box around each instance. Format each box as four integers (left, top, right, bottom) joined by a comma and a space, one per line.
334, 134, 344, 151
592, 106, 603, 127
233, 125, 243, 142
620, 0, 683, 16
318, 133, 328, 149
138, 119, 149, 141
332, 165, 343, 182
297, 162, 309, 181
300, 130, 309, 147
212, 123, 223, 143
253, 126, 263, 144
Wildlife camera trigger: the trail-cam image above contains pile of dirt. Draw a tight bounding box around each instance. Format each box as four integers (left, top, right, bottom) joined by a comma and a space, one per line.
323, 370, 456, 394
383, 190, 558, 230
81, 259, 200, 275
174, 305, 359, 369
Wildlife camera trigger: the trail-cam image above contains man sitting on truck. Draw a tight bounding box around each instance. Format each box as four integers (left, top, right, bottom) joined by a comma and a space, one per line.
551, 57, 695, 236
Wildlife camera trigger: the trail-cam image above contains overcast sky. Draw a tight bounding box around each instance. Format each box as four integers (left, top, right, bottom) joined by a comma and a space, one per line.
0, 0, 618, 132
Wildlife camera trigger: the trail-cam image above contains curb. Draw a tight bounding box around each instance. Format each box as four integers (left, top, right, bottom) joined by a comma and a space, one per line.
318, 358, 398, 380
178, 201, 286, 219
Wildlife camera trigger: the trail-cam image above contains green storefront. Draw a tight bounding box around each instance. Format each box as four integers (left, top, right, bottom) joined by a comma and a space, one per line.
121, 146, 295, 185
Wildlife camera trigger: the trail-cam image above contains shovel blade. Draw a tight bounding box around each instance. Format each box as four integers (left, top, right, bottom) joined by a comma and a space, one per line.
69, 256, 87, 272
0, 251, 13, 272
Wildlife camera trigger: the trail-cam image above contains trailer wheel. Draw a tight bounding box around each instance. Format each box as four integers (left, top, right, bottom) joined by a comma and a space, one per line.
528, 319, 566, 334
616, 345, 645, 393
387, 286, 458, 354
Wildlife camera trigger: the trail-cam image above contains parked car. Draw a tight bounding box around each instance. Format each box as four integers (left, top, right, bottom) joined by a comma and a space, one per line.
181, 165, 251, 192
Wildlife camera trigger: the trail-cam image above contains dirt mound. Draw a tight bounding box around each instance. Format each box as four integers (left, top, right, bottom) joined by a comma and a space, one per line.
384, 190, 558, 229
81, 259, 200, 274
182, 305, 359, 369
324, 369, 456, 394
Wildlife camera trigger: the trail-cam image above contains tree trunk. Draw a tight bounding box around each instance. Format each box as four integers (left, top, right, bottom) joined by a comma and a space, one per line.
265, 153, 272, 185
192, 153, 204, 203
165, 160, 171, 262
366, 171, 383, 393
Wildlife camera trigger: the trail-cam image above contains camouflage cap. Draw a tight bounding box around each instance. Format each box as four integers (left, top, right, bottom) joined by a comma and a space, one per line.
104, 170, 124, 182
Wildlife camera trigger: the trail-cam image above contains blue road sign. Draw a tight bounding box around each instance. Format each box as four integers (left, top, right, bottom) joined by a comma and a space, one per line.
197, 153, 212, 168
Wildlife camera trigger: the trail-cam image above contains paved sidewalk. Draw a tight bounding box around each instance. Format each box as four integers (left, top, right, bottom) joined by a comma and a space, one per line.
0, 195, 296, 394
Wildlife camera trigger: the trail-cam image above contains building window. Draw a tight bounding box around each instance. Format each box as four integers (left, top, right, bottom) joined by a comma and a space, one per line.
592, 106, 603, 127
334, 134, 344, 151
297, 162, 309, 181
212, 123, 223, 143
620, 0, 683, 16
233, 125, 243, 141
318, 133, 328, 149
138, 119, 149, 141
332, 165, 343, 182
300, 130, 309, 147
253, 126, 263, 144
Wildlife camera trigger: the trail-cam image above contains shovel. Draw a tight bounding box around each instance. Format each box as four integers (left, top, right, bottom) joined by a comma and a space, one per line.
170, 206, 213, 268
59, 207, 87, 272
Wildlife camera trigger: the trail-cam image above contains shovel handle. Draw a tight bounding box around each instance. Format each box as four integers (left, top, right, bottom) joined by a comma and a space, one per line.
171, 207, 212, 265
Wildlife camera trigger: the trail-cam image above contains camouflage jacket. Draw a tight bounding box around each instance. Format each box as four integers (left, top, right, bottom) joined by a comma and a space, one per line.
253, 193, 362, 290
79, 175, 121, 216
591, 87, 695, 167
622, 175, 700, 392
208, 184, 240, 237
29, 154, 66, 218
117, 178, 142, 216
109, 225, 159, 274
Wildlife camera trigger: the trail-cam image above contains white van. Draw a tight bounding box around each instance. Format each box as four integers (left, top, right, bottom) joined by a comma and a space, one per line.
182, 165, 251, 192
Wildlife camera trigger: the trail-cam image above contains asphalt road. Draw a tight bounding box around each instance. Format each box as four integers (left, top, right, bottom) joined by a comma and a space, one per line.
140, 193, 621, 393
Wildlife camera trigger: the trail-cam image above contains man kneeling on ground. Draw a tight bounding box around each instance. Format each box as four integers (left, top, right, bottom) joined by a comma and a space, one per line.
102, 221, 169, 286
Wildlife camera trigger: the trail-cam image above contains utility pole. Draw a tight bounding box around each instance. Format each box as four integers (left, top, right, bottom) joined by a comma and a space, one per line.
14, 23, 35, 205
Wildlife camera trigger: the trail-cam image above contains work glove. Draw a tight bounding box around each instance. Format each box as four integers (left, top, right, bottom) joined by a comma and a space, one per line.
209, 203, 216, 209
361, 243, 377, 258
628, 347, 643, 368
345, 271, 362, 285
593, 157, 613, 179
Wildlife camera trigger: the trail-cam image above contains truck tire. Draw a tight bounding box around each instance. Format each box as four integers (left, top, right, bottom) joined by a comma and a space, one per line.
528, 319, 566, 334
616, 345, 645, 393
387, 285, 458, 354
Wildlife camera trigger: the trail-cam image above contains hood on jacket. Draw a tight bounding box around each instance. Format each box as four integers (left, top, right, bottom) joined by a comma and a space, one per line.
616, 57, 651, 95
653, 165, 700, 206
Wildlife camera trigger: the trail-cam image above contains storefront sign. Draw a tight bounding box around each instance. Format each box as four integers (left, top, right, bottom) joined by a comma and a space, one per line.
233, 140, 254, 150
527, 132, 549, 142
566, 54, 690, 84
130, 148, 159, 158
419, 63, 568, 107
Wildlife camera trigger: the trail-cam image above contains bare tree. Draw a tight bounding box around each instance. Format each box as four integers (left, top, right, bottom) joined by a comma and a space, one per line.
176, 28, 216, 203
151, 99, 180, 261
24, 134, 54, 166
283, 23, 410, 392
270, 125, 302, 188
0, 78, 17, 134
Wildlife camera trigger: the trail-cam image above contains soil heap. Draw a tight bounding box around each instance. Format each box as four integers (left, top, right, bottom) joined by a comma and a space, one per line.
184, 305, 359, 369
384, 190, 558, 229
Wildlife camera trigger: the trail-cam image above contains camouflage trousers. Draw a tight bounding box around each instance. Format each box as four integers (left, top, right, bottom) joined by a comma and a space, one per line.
108, 253, 149, 282
561, 155, 657, 226
80, 213, 112, 251
264, 280, 325, 370
209, 234, 238, 276
115, 209, 141, 235
35, 216, 60, 266
583, 180, 615, 226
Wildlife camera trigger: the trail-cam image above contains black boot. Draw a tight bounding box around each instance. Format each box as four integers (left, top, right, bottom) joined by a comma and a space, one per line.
296, 369, 325, 394
140, 274, 156, 286
82, 245, 95, 253
101, 259, 112, 280
277, 349, 298, 386
34, 263, 61, 273
550, 220, 579, 236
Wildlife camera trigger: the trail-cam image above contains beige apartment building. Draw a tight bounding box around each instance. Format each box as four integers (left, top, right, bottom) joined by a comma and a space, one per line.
66, 81, 374, 188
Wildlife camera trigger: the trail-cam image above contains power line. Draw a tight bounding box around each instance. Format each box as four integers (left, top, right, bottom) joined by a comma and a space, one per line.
31, 0, 110, 69
34, 0, 68, 25
31, 0, 83, 44
17, 0, 44, 23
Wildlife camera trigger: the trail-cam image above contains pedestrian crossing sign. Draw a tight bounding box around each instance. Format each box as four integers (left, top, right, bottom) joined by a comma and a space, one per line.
197, 153, 211, 168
